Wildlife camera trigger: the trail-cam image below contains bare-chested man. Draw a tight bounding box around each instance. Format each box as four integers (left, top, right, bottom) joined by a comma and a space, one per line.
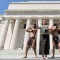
49, 24, 60, 58
23, 24, 37, 58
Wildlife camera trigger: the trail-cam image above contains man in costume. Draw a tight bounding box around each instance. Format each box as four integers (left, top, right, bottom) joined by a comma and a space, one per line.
23, 24, 37, 58
49, 24, 60, 58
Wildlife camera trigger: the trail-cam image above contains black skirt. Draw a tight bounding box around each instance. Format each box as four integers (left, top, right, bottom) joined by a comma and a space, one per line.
39, 34, 49, 55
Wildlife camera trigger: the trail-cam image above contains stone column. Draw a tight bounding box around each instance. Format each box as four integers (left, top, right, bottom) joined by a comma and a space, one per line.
10, 18, 20, 50
49, 18, 53, 49
23, 18, 31, 49
4, 20, 14, 49
0, 19, 9, 49
36, 18, 42, 54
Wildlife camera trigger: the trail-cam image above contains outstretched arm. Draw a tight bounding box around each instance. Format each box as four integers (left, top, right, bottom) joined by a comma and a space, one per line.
44, 26, 55, 30
44, 27, 53, 30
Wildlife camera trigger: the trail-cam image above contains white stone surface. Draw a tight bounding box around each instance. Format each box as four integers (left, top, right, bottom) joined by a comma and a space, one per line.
49, 18, 53, 49
8, 2, 60, 10
36, 19, 42, 51
16, 29, 25, 49
0, 49, 59, 60
0, 19, 9, 49
10, 19, 20, 50
4, 22, 14, 49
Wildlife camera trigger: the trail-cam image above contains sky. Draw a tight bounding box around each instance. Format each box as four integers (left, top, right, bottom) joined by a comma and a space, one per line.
0, 0, 60, 14
0, 0, 24, 14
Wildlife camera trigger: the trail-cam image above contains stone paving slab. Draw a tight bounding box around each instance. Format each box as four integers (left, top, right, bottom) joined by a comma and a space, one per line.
0, 55, 60, 60
0, 58, 60, 60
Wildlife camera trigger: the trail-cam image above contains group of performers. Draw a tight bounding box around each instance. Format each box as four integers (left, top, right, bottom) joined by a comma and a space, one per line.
23, 20, 60, 59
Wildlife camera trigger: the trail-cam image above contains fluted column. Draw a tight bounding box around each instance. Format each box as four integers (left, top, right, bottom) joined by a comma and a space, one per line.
49, 18, 53, 49
10, 18, 20, 50
4, 21, 14, 49
0, 19, 9, 49
23, 18, 31, 49
36, 18, 42, 53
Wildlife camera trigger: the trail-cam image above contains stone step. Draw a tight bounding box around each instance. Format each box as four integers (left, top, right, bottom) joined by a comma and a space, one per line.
0, 49, 60, 55
0, 55, 60, 60
0, 49, 60, 60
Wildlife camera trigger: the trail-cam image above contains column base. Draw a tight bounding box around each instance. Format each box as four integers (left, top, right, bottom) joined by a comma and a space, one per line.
0, 46, 4, 50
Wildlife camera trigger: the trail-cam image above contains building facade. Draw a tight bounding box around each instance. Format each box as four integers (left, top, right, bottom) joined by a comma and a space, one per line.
0, 1, 60, 51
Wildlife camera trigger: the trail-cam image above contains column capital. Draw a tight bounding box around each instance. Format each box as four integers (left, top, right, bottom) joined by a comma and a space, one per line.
2, 18, 7, 21
49, 16, 54, 20
27, 17, 32, 20
37, 17, 42, 20
2, 17, 11, 20
26, 18, 32, 24
10, 20, 15, 23
15, 17, 21, 20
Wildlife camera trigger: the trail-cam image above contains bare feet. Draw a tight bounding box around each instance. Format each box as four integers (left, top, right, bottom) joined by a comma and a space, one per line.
45, 57, 48, 59
51, 56, 54, 58
59, 48, 60, 52
23, 56, 27, 58
34, 56, 37, 58
41, 57, 45, 59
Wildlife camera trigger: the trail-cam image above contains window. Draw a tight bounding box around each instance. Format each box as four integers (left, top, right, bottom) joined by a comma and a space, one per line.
24, 24, 26, 29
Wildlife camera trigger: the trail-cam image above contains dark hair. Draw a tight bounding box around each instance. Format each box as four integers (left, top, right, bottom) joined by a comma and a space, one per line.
53, 24, 57, 26
54, 24, 58, 28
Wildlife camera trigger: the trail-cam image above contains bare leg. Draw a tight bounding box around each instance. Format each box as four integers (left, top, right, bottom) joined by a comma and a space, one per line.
32, 40, 37, 58
41, 53, 45, 59
51, 42, 55, 58
45, 55, 48, 59
24, 45, 29, 58
52, 46, 55, 58
32, 48, 37, 58
58, 42, 60, 52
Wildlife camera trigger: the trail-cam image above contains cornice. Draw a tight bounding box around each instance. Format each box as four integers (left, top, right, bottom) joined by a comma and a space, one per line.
2, 15, 60, 19
10, 1, 60, 4
4, 9, 60, 12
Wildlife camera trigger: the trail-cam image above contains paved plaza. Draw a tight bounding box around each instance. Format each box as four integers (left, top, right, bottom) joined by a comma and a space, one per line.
0, 55, 60, 60
0, 57, 60, 60
0, 49, 59, 60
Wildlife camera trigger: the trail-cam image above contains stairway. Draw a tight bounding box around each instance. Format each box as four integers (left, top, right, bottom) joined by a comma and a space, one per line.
0, 49, 60, 55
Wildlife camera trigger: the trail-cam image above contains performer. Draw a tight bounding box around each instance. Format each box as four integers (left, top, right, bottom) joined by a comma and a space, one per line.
49, 24, 60, 58
36, 20, 49, 59
23, 24, 37, 58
